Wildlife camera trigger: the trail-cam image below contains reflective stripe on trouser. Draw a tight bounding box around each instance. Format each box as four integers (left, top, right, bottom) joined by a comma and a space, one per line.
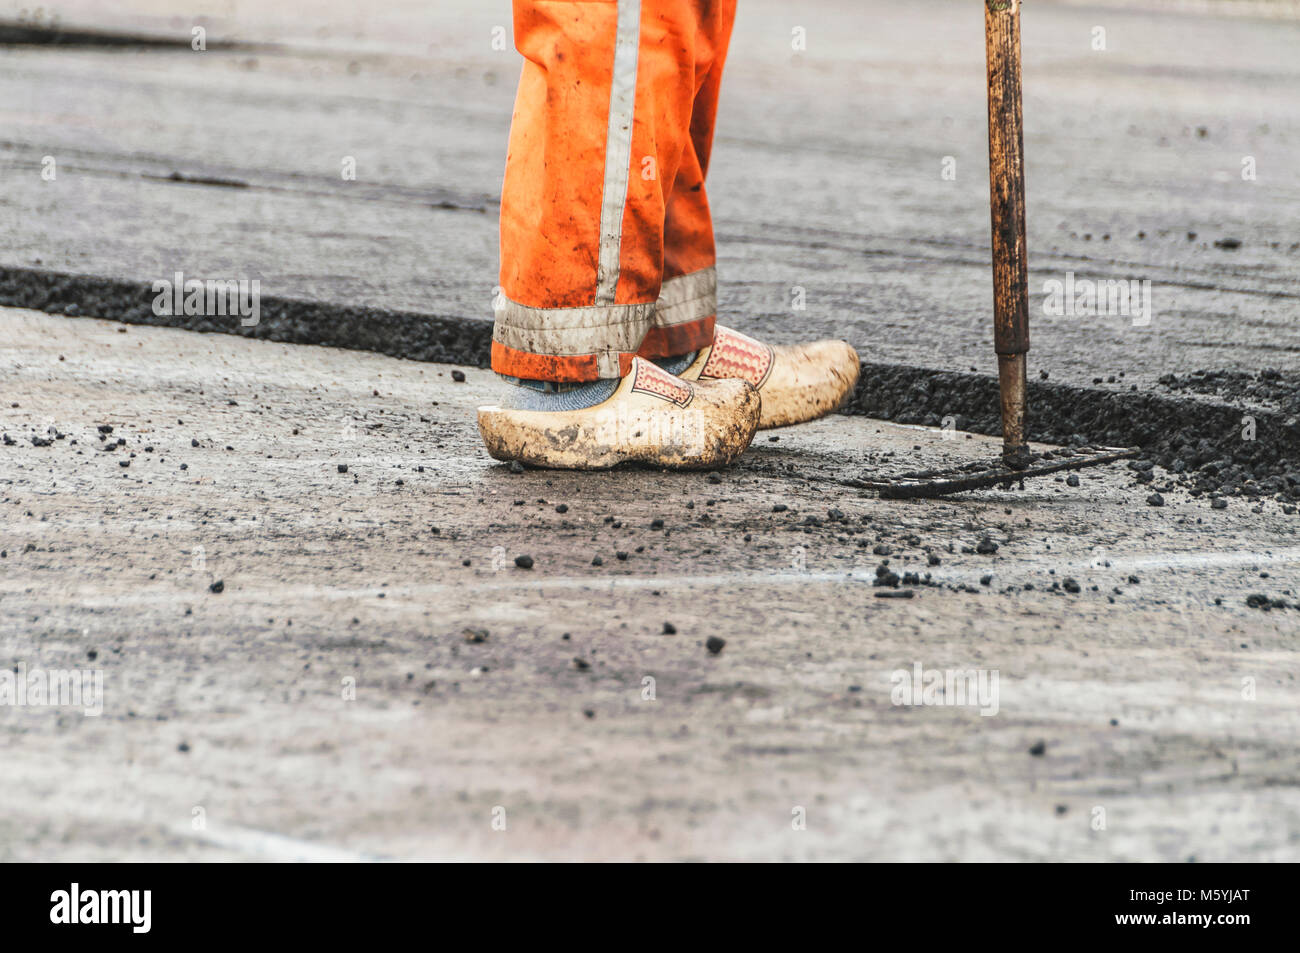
493, 0, 736, 383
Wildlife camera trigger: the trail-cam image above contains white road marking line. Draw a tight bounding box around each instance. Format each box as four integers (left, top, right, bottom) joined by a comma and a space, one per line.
426, 546, 1300, 593
178, 823, 384, 862
6, 550, 1297, 607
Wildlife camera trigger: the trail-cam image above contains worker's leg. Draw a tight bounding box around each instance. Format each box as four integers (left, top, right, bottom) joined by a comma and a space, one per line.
621, 2, 857, 426
479, 1, 760, 469
637, 0, 736, 366
624, 2, 859, 430
494, 0, 709, 385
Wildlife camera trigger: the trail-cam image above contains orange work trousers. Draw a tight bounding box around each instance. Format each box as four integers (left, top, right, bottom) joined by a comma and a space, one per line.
492, 0, 736, 383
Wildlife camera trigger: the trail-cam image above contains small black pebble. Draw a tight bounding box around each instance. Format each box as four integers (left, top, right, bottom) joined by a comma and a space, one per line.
705, 636, 726, 654
209, 580, 224, 594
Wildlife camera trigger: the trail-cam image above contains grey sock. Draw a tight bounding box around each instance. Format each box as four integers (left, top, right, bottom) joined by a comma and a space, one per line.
503, 376, 620, 411
653, 350, 697, 376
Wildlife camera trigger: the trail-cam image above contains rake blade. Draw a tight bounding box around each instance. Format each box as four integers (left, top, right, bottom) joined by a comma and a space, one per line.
861, 447, 1138, 500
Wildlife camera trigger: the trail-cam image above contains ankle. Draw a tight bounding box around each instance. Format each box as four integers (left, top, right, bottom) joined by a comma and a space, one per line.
652, 350, 697, 376
499, 375, 619, 411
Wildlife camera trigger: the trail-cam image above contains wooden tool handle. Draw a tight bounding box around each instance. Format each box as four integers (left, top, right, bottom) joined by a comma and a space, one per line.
985, 0, 1030, 467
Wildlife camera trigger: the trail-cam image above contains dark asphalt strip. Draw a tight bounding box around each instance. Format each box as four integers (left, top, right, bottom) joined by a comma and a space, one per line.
0, 265, 490, 366
3, 263, 1297, 502
847, 363, 1300, 502
0, 24, 272, 50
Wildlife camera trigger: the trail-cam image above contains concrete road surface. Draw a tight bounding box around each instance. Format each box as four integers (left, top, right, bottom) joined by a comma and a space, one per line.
2, 0, 1299, 397
2, 309, 1298, 861
2, 0, 1298, 863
